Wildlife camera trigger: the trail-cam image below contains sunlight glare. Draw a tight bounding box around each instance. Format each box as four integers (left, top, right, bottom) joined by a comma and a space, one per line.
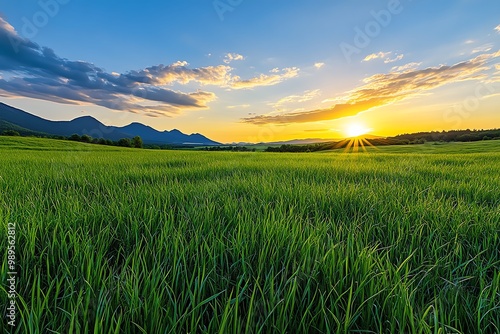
345, 123, 370, 138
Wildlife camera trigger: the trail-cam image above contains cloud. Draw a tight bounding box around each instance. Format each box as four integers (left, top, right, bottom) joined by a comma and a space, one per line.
363, 52, 391, 62
231, 67, 299, 89
314, 62, 325, 69
495, 25, 500, 33
0, 17, 224, 116
224, 53, 245, 64
270, 89, 321, 111
227, 104, 251, 109
384, 54, 404, 63
122, 62, 233, 86
472, 43, 493, 54
391, 62, 422, 72
243, 51, 500, 125
363, 51, 404, 64
0, 17, 296, 115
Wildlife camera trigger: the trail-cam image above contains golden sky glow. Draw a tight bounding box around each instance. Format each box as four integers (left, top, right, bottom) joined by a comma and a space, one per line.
345, 123, 372, 138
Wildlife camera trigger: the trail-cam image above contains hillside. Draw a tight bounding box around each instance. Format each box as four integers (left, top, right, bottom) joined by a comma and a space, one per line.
0, 136, 127, 151
0, 120, 50, 137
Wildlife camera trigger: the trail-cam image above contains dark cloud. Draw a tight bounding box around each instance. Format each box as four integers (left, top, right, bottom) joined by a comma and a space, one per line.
0, 16, 302, 115
0, 17, 216, 116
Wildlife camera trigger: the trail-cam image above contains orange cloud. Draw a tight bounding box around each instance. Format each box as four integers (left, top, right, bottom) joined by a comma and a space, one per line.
243, 51, 500, 125
231, 67, 300, 89
363, 52, 391, 62
363, 51, 404, 64
391, 62, 422, 72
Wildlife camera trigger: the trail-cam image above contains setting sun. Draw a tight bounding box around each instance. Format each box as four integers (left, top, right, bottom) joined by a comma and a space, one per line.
345, 123, 371, 138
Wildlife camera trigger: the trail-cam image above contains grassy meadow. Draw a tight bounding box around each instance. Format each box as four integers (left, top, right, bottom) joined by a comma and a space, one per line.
1, 137, 499, 333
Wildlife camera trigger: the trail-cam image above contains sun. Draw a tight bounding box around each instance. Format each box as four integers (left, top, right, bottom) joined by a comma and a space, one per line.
345, 123, 370, 138
335, 122, 375, 153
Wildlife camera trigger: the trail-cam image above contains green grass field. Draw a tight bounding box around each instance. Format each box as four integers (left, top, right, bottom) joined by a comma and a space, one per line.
1, 137, 499, 333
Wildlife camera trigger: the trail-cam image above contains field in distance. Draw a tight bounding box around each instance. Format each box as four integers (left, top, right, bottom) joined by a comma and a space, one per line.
0, 137, 499, 333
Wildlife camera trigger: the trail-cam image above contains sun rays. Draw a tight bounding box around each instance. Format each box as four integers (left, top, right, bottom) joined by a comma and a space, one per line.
336, 122, 376, 153
332, 136, 377, 153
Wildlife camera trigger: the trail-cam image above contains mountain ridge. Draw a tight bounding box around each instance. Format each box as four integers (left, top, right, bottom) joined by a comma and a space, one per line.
0, 102, 221, 146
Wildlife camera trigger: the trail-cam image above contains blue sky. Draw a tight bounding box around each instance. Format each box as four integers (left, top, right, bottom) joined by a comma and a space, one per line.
1, 0, 499, 142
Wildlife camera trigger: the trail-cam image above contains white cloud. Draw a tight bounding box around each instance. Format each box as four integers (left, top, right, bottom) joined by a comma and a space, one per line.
391, 62, 422, 72
363, 51, 404, 64
384, 54, 404, 63
363, 52, 391, 62
223, 53, 245, 64
227, 104, 251, 109
472, 43, 493, 54
269, 89, 321, 111
231, 67, 300, 89
495, 24, 500, 33
314, 62, 325, 69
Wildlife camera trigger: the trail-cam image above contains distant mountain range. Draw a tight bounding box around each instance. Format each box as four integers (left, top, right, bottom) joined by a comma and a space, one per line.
258, 135, 383, 146
227, 134, 382, 146
0, 102, 220, 146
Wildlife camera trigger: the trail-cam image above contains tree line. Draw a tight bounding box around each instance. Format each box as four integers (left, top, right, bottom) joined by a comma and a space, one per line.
394, 129, 500, 142
266, 129, 500, 153
67, 134, 143, 148
202, 146, 256, 152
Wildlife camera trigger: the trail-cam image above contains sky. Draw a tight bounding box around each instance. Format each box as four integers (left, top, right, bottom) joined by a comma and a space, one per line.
0, 0, 499, 143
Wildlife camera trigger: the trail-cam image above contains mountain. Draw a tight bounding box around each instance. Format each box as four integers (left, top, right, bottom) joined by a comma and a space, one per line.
114, 122, 218, 145
0, 102, 220, 146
